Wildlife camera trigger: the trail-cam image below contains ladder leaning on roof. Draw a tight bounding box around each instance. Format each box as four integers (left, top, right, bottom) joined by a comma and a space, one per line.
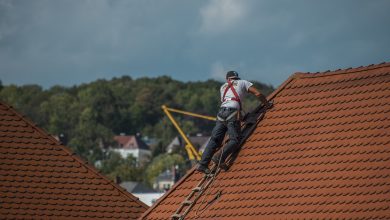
170, 103, 270, 220
170, 165, 221, 220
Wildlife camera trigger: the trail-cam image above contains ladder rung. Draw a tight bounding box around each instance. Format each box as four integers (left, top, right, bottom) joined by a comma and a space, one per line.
171, 213, 182, 219
206, 173, 215, 178
192, 187, 201, 192
171, 166, 220, 219
182, 200, 193, 205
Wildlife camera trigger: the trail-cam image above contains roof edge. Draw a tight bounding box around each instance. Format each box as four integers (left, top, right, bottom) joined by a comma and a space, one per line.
0, 101, 149, 210
266, 73, 298, 101
293, 61, 390, 79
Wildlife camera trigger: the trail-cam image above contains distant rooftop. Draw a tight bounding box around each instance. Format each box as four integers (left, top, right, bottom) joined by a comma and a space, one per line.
114, 134, 150, 150
120, 181, 156, 194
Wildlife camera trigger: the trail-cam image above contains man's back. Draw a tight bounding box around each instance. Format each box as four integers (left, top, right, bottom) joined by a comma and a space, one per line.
220, 79, 253, 109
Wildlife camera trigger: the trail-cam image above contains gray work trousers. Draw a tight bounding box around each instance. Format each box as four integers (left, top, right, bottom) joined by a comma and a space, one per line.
199, 107, 241, 166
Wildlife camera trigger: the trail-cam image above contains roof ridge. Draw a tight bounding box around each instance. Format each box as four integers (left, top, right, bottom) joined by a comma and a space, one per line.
266, 73, 298, 101
0, 101, 149, 210
293, 61, 390, 79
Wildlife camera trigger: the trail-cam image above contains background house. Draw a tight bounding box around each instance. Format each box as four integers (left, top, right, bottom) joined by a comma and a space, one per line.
153, 166, 180, 192
111, 134, 151, 165
166, 134, 210, 155
117, 179, 164, 206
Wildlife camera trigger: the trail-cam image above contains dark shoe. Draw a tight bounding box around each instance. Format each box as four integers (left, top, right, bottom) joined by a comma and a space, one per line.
196, 164, 211, 174
211, 155, 221, 164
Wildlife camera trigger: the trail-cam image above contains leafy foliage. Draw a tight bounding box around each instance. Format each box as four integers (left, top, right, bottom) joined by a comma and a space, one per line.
145, 153, 186, 186
100, 152, 142, 181
0, 76, 274, 184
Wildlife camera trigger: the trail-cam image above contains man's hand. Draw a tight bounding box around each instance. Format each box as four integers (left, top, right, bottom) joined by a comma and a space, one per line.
265, 100, 273, 109
248, 86, 271, 109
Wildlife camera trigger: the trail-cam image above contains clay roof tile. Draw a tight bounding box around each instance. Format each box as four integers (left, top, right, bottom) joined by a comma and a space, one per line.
140, 61, 390, 219
0, 102, 148, 219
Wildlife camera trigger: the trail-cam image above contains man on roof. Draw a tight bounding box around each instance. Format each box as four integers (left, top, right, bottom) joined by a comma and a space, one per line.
196, 70, 271, 174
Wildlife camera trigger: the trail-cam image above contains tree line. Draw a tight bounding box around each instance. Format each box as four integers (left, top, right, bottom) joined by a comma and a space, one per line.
0, 76, 273, 186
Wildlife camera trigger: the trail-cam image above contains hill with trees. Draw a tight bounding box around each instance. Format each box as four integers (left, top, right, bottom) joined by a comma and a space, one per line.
0, 76, 274, 185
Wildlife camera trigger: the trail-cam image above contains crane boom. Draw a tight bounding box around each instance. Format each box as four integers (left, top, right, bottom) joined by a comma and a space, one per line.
162, 105, 216, 161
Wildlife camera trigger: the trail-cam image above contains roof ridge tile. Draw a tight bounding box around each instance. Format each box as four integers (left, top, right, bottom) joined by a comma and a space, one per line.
267, 100, 390, 119
274, 90, 390, 111
256, 116, 389, 135
279, 75, 390, 96
263, 107, 390, 127
292, 61, 390, 81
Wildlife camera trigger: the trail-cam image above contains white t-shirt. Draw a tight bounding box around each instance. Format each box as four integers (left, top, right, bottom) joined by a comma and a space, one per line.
220, 79, 253, 109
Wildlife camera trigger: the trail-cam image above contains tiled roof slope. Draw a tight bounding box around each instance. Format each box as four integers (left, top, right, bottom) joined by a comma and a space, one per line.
0, 102, 148, 219
141, 62, 390, 220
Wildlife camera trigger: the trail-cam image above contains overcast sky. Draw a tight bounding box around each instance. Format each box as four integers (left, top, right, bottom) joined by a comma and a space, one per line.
1, 0, 390, 88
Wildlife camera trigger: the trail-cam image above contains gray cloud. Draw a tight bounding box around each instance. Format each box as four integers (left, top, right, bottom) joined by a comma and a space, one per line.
0, 0, 389, 88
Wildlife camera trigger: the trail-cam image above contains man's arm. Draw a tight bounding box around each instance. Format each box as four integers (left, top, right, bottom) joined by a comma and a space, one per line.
248, 86, 271, 108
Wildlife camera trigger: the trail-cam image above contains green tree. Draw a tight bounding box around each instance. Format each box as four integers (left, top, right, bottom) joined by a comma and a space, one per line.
108, 155, 142, 181
100, 151, 124, 174
145, 153, 186, 186
68, 107, 113, 163
0, 84, 49, 126
78, 80, 121, 131
0, 75, 274, 177
40, 93, 78, 138
99, 152, 143, 182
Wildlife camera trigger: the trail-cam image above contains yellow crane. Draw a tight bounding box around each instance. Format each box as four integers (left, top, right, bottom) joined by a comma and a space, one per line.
161, 105, 216, 161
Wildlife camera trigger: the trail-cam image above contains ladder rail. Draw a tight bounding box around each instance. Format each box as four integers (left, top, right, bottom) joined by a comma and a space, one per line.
170, 104, 268, 219
171, 167, 220, 220
172, 175, 208, 215
180, 168, 221, 219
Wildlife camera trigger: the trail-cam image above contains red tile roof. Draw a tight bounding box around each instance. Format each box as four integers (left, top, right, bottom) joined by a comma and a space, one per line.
114, 135, 150, 150
0, 102, 148, 219
141, 62, 390, 219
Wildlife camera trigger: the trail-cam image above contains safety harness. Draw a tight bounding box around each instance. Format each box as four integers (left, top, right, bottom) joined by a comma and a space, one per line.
218, 79, 242, 122
222, 79, 242, 110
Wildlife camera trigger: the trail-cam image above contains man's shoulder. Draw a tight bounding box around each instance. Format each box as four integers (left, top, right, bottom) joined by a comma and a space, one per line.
220, 82, 228, 90
237, 79, 253, 91
237, 79, 251, 83
237, 79, 252, 85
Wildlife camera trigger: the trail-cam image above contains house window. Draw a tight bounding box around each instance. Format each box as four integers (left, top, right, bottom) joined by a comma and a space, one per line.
163, 184, 171, 190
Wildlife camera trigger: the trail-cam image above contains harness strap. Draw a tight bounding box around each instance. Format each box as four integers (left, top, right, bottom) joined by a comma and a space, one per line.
222, 79, 242, 110
217, 110, 238, 122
